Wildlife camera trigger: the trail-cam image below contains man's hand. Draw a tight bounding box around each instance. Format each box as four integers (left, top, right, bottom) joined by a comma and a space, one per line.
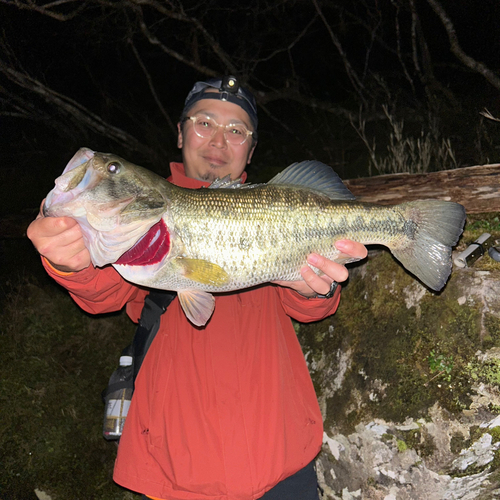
26, 200, 91, 273
273, 240, 368, 298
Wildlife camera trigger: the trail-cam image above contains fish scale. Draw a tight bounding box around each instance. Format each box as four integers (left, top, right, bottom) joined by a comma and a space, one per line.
43, 148, 466, 327
159, 187, 429, 290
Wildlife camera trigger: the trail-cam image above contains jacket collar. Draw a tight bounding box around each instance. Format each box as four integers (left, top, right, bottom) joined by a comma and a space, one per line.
168, 162, 248, 188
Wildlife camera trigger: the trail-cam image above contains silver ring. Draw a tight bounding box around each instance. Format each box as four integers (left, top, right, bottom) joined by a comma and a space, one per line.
317, 281, 338, 299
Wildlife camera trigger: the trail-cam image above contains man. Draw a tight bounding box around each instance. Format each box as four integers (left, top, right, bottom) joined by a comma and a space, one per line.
27, 76, 367, 500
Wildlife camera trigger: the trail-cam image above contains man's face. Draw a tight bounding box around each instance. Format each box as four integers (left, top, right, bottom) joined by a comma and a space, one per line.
177, 98, 256, 182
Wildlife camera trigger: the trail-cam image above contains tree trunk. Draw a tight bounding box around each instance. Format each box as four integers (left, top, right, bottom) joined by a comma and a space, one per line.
344, 164, 500, 213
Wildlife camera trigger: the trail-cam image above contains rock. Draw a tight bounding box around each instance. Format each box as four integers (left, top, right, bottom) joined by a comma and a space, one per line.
296, 243, 500, 499
34, 489, 53, 500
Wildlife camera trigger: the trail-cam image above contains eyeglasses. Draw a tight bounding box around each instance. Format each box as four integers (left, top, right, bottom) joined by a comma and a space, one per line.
185, 115, 253, 145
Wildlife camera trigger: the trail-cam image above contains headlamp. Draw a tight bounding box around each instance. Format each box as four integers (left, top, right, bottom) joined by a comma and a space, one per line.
181, 76, 258, 135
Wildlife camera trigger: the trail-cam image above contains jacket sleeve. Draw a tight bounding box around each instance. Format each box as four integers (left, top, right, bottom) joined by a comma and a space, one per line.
276, 285, 342, 323
42, 258, 147, 322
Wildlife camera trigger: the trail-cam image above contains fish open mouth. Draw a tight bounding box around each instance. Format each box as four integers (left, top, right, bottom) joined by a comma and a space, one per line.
115, 219, 170, 266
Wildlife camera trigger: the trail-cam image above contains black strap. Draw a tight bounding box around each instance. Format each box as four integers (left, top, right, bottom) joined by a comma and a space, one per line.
102, 380, 133, 399
132, 290, 176, 381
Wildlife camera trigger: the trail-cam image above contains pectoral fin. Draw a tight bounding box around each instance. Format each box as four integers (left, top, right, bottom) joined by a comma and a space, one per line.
176, 257, 229, 287
178, 289, 215, 327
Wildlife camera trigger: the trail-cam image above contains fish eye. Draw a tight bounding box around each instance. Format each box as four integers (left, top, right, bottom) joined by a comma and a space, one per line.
107, 162, 121, 174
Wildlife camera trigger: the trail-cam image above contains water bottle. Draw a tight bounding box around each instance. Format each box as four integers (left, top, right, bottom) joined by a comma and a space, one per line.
103, 353, 134, 440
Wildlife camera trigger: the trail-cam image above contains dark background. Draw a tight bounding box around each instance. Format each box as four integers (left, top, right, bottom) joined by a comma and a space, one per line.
1, 0, 500, 220
1, 1, 500, 499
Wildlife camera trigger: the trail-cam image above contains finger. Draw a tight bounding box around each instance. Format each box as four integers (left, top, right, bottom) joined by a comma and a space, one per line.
47, 256, 91, 274
27, 216, 69, 244
29, 217, 76, 243
33, 220, 85, 257
43, 216, 81, 237
307, 254, 349, 283
300, 265, 332, 296
36, 198, 47, 219
335, 239, 368, 259
49, 245, 91, 271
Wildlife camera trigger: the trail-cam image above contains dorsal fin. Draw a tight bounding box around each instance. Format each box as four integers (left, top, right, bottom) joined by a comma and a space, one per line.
208, 175, 245, 189
268, 160, 356, 200
207, 176, 263, 190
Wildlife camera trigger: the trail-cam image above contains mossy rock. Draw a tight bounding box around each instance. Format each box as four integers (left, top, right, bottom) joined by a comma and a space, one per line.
297, 231, 500, 434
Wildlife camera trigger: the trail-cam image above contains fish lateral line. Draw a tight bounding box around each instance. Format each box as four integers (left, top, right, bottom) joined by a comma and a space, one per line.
115, 219, 170, 266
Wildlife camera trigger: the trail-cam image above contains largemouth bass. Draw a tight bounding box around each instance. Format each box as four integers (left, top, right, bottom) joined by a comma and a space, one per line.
43, 148, 466, 326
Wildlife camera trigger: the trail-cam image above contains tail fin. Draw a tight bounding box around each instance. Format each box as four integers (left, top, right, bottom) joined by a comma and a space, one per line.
391, 200, 466, 291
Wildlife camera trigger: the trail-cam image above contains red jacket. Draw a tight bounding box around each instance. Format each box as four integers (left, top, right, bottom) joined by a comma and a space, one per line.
44, 163, 341, 500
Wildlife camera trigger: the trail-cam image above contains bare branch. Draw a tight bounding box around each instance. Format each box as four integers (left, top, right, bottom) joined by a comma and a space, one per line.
390, 0, 416, 94
325, 1, 400, 58
408, 0, 458, 106
2, 0, 497, 173
480, 108, 500, 123
409, 0, 422, 78
129, 0, 239, 76
129, 39, 177, 136
426, 0, 500, 91
360, 5, 381, 82
312, 0, 367, 106
0, 57, 155, 157
129, 3, 219, 78
0, 83, 46, 119
0, 0, 88, 20
247, 13, 319, 68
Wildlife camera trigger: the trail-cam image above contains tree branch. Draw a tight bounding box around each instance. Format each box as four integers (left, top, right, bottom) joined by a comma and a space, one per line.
0, 0, 87, 20
129, 39, 177, 136
0, 58, 156, 157
130, 3, 219, 78
426, 0, 500, 91
312, 0, 368, 106
128, 0, 239, 76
